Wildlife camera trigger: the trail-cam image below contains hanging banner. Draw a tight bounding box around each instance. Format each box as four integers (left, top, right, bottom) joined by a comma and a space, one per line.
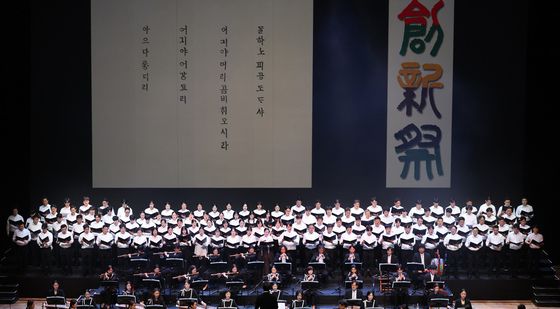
386, 0, 454, 188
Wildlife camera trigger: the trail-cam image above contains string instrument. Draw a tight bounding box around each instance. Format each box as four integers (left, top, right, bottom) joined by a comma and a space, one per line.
434, 250, 444, 276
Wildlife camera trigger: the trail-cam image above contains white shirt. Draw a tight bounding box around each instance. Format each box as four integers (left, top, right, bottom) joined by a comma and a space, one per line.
37, 230, 53, 249
506, 231, 526, 250
486, 232, 506, 251
526, 232, 543, 249
516, 204, 534, 221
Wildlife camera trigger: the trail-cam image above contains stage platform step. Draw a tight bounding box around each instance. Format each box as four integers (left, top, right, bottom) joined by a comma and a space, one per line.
533, 299, 560, 307
532, 279, 560, 307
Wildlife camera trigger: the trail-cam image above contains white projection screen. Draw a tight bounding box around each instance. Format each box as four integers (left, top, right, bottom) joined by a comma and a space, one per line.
91, 0, 313, 188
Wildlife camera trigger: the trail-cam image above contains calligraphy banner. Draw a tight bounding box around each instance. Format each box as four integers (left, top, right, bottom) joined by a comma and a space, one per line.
386, 0, 454, 188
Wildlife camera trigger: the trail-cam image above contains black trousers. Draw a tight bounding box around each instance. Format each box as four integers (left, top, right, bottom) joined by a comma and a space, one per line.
467, 250, 479, 277
40, 247, 52, 273
488, 249, 503, 273
509, 248, 522, 277
81, 248, 94, 275
59, 247, 73, 272
528, 248, 541, 277
446, 249, 460, 276
15, 245, 28, 270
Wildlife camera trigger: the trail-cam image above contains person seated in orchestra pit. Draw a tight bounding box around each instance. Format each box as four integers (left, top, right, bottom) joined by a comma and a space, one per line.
212, 264, 247, 289
47, 280, 65, 298
423, 265, 442, 286
275, 245, 292, 263
265, 265, 282, 284
310, 245, 330, 283
454, 289, 472, 309
363, 291, 376, 309
380, 247, 399, 265
220, 290, 238, 308
274, 245, 293, 279
68, 299, 77, 309
177, 281, 206, 309
146, 289, 166, 308
208, 247, 224, 263
346, 265, 361, 282
427, 283, 448, 300
292, 290, 307, 308
390, 265, 409, 307
99, 265, 119, 307
344, 245, 360, 264
100, 265, 118, 281
269, 282, 283, 302
78, 290, 95, 307
121, 281, 137, 298
302, 266, 318, 309
344, 280, 364, 300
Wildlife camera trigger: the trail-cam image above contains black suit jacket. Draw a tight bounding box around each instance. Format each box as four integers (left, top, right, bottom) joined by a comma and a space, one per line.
423, 273, 442, 285
412, 252, 432, 267
47, 289, 65, 298
454, 298, 472, 309
344, 289, 364, 300
380, 254, 399, 265
255, 291, 279, 309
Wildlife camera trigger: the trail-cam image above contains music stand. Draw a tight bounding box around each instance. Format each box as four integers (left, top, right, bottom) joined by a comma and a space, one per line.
225, 281, 245, 292
177, 297, 198, 308
99, 280, 119, 291
392, 280, 411, 290
217, 307, 237, 309
76, 305, 94, 309
406, 262, 425, 274
308, 262, 326, 271
165, 257, 184, 270
45, 296, 66, 308
344, 280, 364, 289
117, 295, 136, 305
141, 278, 162, 291
209, 261, 228, 273
378, 263, 398, 275
344, 262, 362, 272
248, 260, 264, 271
301, 280, 319, 291
145, 305, 164, 309
425, 281, 445, 291
274, 262, 292, 273
429, 297, 449, 309
344, 298, 362, 309
130, 258, 149, 271
191, 280, 209, 295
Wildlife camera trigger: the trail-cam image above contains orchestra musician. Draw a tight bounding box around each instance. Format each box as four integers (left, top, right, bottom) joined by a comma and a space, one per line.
78, 290, 95, 307
265, 265, 282, 284
220, 290, 237, 308
346, 265, 361, 282
302, 266, 317, 309
310, 246, 330, 282
177, 281, 206, 309
146, 289, 166, 308
291, 290, 307, 309
390, 265, 409, 307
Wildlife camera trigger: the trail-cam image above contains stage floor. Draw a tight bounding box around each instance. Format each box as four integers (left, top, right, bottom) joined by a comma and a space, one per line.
1, 299, 551, 309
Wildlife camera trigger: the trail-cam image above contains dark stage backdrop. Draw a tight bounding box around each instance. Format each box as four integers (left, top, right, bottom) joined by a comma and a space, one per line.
28, 1, 556, 259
